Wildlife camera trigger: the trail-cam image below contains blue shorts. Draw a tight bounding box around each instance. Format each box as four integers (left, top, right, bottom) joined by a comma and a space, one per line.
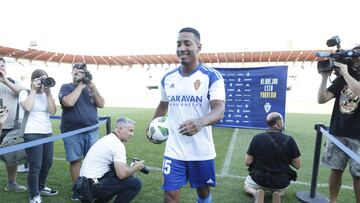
63, 129, 99, 162
162, 156, 216, 191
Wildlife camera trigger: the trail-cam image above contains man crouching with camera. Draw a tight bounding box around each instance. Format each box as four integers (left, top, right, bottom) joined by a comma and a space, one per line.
318, 47, 360, 203
75, 117, 145, 203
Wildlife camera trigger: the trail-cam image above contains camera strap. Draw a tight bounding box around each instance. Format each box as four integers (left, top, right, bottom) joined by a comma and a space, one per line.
6, 77, 15, 84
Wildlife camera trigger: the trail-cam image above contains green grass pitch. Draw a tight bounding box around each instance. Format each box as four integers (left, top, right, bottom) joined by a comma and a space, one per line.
0, 107, 356, 202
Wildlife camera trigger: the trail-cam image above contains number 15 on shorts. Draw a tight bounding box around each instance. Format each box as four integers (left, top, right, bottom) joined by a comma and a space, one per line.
162, 159, 172, 175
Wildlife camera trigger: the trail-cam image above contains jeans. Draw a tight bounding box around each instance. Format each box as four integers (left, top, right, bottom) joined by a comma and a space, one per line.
82, 176, 142, 203
24, 133, 53, 198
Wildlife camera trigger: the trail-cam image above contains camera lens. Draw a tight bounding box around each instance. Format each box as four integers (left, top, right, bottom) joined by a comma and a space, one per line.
41, 77, 56, 88
140, 166, 150, 174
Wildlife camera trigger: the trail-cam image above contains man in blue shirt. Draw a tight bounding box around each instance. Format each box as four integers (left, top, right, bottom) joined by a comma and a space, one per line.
59, 62, 105, 200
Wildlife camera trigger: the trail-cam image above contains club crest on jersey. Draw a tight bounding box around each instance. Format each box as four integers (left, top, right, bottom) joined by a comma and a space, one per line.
194, 79, 201, 90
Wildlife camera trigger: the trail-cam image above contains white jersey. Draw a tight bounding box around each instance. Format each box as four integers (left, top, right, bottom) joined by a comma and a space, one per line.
160, 64, 225, 161
80, 133, 126, 179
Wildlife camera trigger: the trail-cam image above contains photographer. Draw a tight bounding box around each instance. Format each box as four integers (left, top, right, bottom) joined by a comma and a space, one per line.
20, 69, 58, 203
58, 62, 105, 200
243, 112, 301, 203
0, 57, 27, 193
78, 117, 144, 203
317, 46, 360, 203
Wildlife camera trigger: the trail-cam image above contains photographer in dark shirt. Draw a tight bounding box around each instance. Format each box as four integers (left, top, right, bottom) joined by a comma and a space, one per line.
244, 112, 301, 203
318, 47, 360, 203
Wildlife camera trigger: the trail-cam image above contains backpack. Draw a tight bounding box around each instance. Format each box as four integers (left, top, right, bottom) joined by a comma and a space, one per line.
72, 176, 94, 201
267, 134, 297, 181
0, 90, 29, 166
250, 133, 296, 188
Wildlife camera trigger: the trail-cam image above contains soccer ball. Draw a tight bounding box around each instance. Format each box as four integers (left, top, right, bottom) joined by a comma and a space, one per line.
147, 117, 169, 143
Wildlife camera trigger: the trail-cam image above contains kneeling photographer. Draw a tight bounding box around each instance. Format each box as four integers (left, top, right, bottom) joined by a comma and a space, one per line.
317, 38, 360, 203
74, 117, 146, 203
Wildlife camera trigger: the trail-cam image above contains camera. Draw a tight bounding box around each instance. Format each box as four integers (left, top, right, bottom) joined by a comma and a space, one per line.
40, 77, 56, 88
316, 36, 360, 73
132, 158, 150, 174
83, 71, 93, 84
73, 63, 92, 84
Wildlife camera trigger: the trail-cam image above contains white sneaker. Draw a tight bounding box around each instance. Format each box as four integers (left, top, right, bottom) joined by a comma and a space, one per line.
5, 182, 27, 192
17, 164, 29, 173
29, 195, 43, 203
39, 186, 58, 196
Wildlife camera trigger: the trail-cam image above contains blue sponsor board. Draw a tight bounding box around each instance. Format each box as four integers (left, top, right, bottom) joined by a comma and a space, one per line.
214, 66, 288, 129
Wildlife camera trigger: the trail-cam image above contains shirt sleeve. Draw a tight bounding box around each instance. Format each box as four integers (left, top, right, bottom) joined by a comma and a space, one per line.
247, 135, 258, 156
58, 84, 73, 102
209, 78, 226, 101
327, 76, 345, 97
18, 89, 28, 103
111, 140, 127, 164
160, 78, 168, 102
288, 137, 301, 159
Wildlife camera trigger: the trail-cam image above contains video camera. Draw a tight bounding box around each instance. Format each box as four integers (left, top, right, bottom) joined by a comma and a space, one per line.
83, 71, 93, 84
73, 62, 93, 84
316, 36, 360, 73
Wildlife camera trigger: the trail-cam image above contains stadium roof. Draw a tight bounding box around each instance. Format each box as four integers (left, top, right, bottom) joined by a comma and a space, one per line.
0, 45, 331, 66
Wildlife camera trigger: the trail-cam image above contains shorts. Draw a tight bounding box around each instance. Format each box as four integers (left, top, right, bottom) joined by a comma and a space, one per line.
161, 156, 216, 191
322, 136, 360, 177
63, 129, 99, 162
244, 175, 287, 195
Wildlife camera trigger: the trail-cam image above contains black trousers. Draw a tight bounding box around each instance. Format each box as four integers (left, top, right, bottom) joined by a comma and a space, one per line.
82, 176, 142, 203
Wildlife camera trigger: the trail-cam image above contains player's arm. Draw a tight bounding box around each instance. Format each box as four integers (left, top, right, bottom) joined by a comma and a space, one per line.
146, 101, 168, 143
317, 72, 335, 104
201, 99, 225, 126
114, 160, 144, 180
152, 101, 168, 119
178, 100, 225, 136
244, 154, 253, 166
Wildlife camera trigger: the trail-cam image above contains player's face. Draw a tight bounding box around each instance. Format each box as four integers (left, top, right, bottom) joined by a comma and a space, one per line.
176, 32, 201, 66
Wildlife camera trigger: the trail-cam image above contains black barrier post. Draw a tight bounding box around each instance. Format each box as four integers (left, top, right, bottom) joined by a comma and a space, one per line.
296, 124, 328, 203
105, 117, 111, 135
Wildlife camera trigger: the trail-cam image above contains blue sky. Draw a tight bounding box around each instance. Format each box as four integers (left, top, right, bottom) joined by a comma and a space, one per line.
1, 0, 360, 55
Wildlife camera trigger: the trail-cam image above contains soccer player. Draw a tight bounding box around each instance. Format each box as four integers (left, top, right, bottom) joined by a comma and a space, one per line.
147, 27, 226, 203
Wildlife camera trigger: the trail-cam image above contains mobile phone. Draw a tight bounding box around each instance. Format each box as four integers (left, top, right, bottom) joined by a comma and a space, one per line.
0, 98, 3, 109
